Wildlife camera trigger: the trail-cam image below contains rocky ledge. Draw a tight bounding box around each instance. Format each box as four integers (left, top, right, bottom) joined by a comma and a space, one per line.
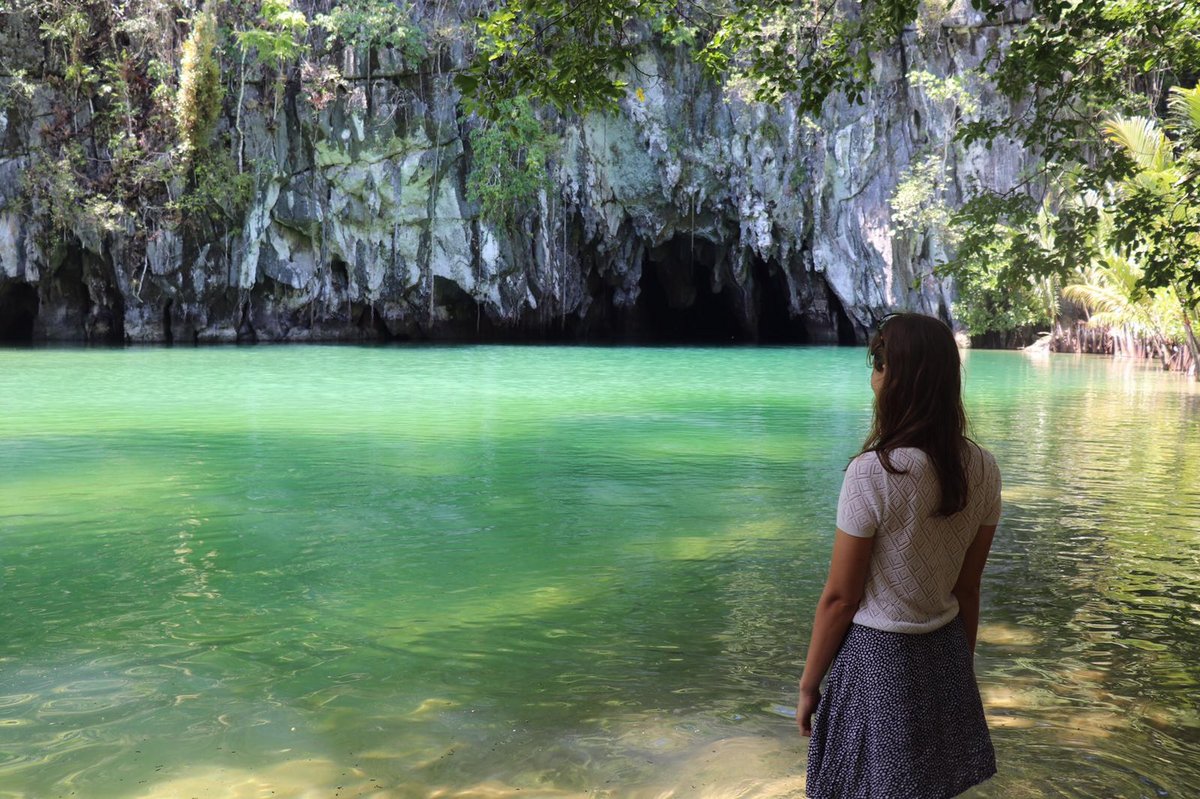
0, 2, 1030, 345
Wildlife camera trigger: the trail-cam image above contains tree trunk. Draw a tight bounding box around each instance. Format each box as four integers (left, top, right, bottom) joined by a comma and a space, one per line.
1182, 317, 1200, 381
1155, 335, 1170, 370
1175, 289, 1200, 381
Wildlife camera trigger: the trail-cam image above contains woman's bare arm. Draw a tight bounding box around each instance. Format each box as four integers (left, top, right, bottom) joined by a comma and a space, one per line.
797, 530, 874, 735
951, 524, 997, 654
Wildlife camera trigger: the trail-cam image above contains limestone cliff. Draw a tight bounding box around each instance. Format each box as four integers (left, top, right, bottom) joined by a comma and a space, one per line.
0, 2, 1030, 344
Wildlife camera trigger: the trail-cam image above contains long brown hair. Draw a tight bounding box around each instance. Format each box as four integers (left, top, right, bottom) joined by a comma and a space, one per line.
861, 313, 970, 516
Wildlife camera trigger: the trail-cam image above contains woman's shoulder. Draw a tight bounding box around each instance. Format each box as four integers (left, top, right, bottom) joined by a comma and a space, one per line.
964, 440, 999, 469
863, 444, 996, 475
848, 447, 926, 478
962, 441, 1002, 488
845, 451, 884, 483
847, 450, 885, 470
860, 447, 928, 467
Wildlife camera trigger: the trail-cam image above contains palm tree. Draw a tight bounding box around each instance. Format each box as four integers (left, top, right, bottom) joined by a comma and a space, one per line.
1063, 248, 1181, 368
1097, 86, 1200, 378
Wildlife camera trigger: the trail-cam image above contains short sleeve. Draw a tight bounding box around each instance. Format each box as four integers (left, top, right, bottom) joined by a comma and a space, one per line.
836, 454, 886, 538
980, 452, 1002, 526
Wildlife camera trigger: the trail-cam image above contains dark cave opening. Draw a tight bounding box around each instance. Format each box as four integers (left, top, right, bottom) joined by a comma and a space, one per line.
330, 257, 350, 293
433, 276, 496, 341
354, 301, 395, 341
0, 282, 39, 343
632, 237, 814, 344
56, 243, 125, 344
54, 244, 91, 338
162, 299, 174, 345
827, 288, 858, 345
636, 236, 747, 344
751, 257, 809, 344
92, 293, 126, 345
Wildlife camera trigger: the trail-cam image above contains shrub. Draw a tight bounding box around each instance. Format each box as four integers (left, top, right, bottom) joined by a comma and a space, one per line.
466, 99, 558, 228
176, 10, 224, 155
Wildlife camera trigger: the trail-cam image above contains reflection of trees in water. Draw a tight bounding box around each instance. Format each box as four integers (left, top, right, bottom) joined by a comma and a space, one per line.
970, 354, 1200, 797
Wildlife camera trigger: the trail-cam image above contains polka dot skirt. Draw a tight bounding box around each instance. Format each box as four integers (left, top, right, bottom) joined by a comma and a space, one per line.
806, 615, 996, 798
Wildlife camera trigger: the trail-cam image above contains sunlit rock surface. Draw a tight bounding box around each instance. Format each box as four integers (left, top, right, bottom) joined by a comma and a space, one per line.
0, 2, 1031, 344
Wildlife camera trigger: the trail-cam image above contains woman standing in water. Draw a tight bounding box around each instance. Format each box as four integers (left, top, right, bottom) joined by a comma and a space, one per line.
798, 313, 1000, 798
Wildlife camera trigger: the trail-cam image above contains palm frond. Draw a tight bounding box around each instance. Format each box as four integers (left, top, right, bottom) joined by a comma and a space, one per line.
1149, 286, 1186, 341
1102, 115, 1171, 171
1063, 250, 1158, 334
1063, 281, 1127, 316
1131, 168, 1179, 195
1085, 311, 1144, 333
1168, 85, 1200, 135
1099, 249, 1145, 295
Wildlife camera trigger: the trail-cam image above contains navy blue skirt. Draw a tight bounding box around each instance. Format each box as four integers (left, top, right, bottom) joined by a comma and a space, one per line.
806, 615, 996, 798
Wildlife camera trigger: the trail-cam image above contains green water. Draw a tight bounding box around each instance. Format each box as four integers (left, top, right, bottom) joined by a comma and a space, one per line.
0, 346, 1197, 799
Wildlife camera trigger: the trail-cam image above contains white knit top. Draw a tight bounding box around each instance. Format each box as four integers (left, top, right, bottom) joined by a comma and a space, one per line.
836, 444, 1002, 634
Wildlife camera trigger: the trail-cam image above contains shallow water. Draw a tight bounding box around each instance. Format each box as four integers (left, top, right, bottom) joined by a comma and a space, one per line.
0, 346, 1197, 798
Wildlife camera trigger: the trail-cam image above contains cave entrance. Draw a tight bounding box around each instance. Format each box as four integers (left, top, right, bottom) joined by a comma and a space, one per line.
751, 258, 808, 344
637, 236, 746, 344
432, 276, 493, 341
49, 242, 125, 344
0, 282, 39, 343
828, 288, 858, 345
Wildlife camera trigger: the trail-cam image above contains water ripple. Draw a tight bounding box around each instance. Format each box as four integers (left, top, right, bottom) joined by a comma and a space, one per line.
0, 347, 1198, 797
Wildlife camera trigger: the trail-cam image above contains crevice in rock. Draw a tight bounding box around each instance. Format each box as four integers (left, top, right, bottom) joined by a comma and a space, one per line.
330, 256, 350, 291
328, 255, 351, 323
0, 281, 39, 343
236, 300, 257, 343
827, 285, 859, 345
162, 299, 174, 345
937, 298, 951, 327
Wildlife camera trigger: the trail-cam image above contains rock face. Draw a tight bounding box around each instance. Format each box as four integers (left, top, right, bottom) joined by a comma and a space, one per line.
0, 3, 1030, 345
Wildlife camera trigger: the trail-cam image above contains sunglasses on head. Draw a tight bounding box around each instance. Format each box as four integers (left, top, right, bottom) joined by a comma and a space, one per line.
869, 347, 885, 371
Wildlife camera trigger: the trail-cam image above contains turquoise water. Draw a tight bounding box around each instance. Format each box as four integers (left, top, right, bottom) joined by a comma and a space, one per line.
0, 346, 1197, 798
